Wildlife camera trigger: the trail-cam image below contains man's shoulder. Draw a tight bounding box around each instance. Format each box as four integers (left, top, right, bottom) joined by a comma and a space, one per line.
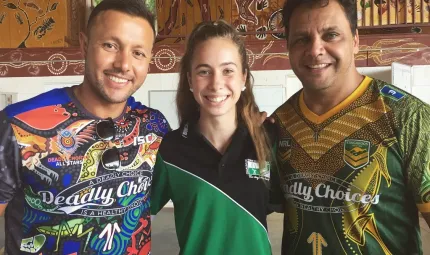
272, 89, 301, 118
126, 96, 163, 116
370, 78, 430, 118
126, 96, 171, 135
4, 87, 71, 118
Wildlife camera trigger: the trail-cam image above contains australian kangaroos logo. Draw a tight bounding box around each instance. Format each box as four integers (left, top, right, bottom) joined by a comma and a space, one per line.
344, 139, 370, 169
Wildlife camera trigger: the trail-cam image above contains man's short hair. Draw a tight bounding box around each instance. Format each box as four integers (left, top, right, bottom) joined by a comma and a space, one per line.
282, 0, 357, 40
87, 0, 156, 37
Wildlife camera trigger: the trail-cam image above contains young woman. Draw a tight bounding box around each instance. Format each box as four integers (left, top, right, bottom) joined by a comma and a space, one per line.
151, 20, 273, 254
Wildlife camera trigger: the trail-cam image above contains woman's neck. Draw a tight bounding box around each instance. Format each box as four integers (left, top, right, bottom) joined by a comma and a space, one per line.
198, 114, 237, 154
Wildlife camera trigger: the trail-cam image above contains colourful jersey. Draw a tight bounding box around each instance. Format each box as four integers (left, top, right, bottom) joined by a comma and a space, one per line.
151, 122, 272, 255
271, 76, 430, 255
0, 87, 170, 255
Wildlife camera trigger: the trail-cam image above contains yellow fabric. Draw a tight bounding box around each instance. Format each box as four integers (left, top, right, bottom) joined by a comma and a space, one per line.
299, 76, 373, 124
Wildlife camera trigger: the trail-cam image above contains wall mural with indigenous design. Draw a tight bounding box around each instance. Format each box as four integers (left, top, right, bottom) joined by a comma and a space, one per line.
0, 0, 68, 48
156, 0, 285, 43
1, 35, 429, 77
0, 0, 429, 77
357, 0, 430, 26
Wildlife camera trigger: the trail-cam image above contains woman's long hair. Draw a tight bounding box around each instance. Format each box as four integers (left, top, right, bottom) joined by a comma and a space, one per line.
176, 20, 272, 168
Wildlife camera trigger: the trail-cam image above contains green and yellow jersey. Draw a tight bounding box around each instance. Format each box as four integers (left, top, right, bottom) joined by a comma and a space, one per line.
271, 76, 430, 255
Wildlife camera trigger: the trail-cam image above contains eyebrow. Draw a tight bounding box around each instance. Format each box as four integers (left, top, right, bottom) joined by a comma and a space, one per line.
291, 26, 340, 37
322, 26, 340, 32
106, 36, 146, 49
194, 62, 237, 70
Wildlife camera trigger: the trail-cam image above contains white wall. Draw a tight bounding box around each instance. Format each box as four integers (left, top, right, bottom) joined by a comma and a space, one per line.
391, 63, 430, 103
1, 66, 429, 128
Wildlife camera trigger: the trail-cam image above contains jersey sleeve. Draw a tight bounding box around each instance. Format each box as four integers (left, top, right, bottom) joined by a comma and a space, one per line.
154, 110, 172, 134
401, 105, 430, 212
0, 111, 22, 204
150, 153, 172, 215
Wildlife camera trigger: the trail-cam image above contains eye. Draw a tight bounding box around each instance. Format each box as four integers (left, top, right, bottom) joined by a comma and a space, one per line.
325, 32, 339, 41
223, 69, 234, 75
294, 37, 308, 45
133, 51, 146, 59
102, 43, 117, 51
197, 70, 210, 76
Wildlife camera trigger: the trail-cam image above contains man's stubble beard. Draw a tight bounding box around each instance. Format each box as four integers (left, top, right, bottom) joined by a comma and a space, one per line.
86, 71, 136, 104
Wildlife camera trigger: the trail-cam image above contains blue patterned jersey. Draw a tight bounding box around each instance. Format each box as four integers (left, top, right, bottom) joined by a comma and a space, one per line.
0, 87, 170, 255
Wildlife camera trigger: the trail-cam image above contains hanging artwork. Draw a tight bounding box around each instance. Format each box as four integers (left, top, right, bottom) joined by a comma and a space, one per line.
0, 0, 68, 48
357, 0, 430, 26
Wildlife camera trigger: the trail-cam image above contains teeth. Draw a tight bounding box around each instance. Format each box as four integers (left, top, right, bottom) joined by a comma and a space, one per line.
108, 75, 128, 83
207, 96, 227, 102
308, 64, 329, 69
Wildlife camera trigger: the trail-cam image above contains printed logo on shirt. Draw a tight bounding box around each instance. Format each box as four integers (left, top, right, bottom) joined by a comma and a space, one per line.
344, 139, 370, 169
282, 173, 381, 214
133, 133, 159, 146
380, 85, 405, 101
278, 138, 292, 149
57, 129, 79, 155
245, 159, 270, 181
46, 155, 85, 168
24, 170, 151, 217
278, 138, 292, 161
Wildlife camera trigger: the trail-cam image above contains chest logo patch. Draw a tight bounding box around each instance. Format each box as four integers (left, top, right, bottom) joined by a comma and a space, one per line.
57, 129, 78, 155
245, 159, 270, 181
344, 139, 370, 169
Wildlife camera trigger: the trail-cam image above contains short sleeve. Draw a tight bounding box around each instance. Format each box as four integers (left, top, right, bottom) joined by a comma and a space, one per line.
0, 110, 22, 204
150, 153, 172, 215
153, 110, 172, 135
402, 105, 430, 212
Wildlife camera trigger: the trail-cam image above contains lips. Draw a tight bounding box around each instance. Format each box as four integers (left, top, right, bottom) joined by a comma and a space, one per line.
307, 63, 331, 69
107, 75, 129, 83
205, 95, 229, 103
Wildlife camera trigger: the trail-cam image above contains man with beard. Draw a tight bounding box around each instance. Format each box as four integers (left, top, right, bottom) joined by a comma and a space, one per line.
0, 0, 169, 254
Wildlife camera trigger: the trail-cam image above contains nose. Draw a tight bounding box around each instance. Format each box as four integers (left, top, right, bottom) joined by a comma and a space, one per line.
305, 37, 326, 58
113, 50, 131, 73
209, 71, 224, 91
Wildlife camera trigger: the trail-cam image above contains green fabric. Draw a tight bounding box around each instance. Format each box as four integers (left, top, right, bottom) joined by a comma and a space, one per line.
151, 154, 272, 255
272, 78, 430, 254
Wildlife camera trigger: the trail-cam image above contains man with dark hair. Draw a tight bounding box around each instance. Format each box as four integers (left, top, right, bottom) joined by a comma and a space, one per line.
0, 0, 170, 254
270, 0, 430, 254
86, 0, 157, 38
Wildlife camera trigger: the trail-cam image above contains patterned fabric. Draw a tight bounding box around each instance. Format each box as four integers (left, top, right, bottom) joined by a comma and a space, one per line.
0, 87, 170, 255
272, 77, 430, 255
